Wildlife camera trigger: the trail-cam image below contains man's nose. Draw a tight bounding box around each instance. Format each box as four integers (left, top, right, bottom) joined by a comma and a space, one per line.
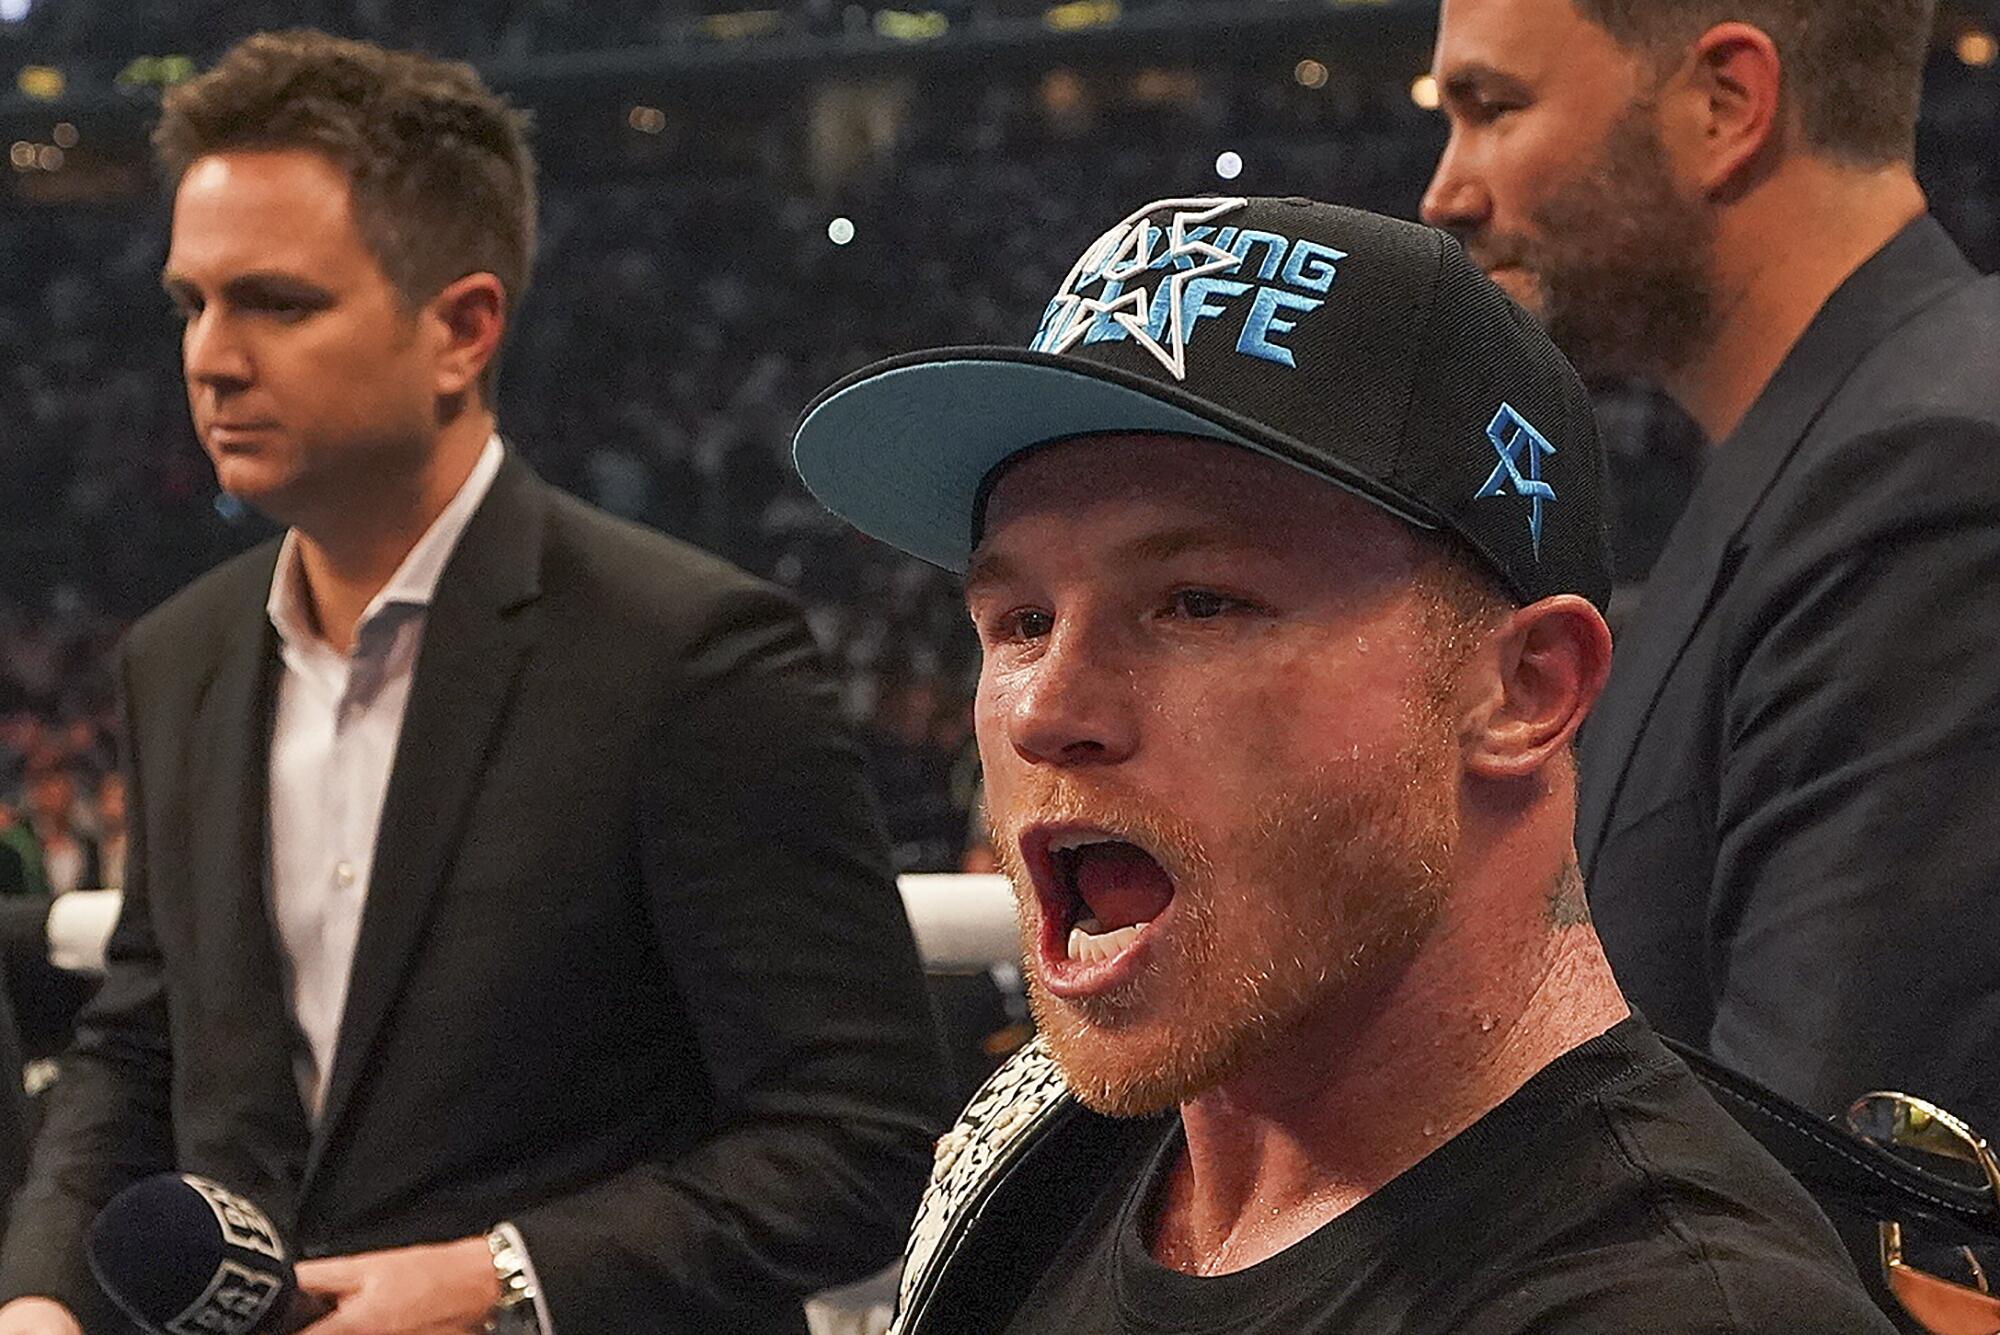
1422, 133, 1493, 236
182, 309, 254, 394
1004, 622, 1139, 772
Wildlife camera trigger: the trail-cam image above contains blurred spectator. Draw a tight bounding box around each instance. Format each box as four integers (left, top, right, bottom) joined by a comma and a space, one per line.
863, 676, 969, 873
0, 800, 37, 899
0, 754, 113, 1064
92, 773, 127, 891
20, 762, 99, 898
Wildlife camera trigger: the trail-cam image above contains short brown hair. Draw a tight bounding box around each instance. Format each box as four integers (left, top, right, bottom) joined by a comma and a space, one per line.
1573, 0, 1935, 166
154, 30, 537, 396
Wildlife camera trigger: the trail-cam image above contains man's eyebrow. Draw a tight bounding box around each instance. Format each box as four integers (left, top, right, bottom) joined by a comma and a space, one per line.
1440, 63, 1532, 105
1116, 525, 1263, 565
962, 550, 1019, 599
157, 270, 336, 305
964, 524, 1265, 598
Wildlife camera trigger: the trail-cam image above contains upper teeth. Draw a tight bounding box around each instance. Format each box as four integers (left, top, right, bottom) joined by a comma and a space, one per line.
1067, 917, 1150, 964
1049, 832, 1123, 854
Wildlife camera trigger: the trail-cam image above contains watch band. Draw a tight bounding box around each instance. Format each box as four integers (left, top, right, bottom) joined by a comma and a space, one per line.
484, 1227, 539, 1335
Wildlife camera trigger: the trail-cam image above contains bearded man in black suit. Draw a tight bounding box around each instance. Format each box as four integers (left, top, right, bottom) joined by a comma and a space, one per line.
1425, 2, 2000, 1321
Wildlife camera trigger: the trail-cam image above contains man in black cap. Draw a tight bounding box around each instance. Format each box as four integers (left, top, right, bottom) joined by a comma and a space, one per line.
794, 197, 1892, 1334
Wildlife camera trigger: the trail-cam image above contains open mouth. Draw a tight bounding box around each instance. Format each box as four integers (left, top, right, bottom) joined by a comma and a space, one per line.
1024, 826, 1179, 975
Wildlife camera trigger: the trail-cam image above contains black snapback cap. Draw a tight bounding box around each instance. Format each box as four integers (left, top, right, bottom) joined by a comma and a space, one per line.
793, 195, 1610, 611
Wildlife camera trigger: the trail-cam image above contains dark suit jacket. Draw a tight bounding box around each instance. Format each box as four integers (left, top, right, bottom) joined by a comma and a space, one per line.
0, 453, 949, 1331
0, 842, 32, 1241
0, 959, 25, 1242
1580, 217, 2000, 1133
0, 880, 100, 1063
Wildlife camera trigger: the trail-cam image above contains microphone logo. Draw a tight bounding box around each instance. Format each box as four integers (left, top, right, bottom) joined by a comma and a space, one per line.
162, 1176, 288, 1335
185, 1177, 285, 1262
166, 1261, 282, 1335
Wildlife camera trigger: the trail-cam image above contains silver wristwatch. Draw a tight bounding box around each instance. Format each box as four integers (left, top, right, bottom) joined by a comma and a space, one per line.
484, 1227, 539, 1335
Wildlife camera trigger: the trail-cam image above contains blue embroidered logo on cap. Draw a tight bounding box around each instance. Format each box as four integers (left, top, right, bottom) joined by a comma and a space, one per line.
1476, 404, 1557, 559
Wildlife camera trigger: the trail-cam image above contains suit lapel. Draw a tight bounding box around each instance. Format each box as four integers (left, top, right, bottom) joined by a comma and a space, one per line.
185, 551, 317, 1199
1578, 219, 1978, 864
304, 457, 547, 1188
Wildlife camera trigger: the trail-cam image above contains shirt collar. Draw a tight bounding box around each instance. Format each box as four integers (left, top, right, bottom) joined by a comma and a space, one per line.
266, 434, 506, 652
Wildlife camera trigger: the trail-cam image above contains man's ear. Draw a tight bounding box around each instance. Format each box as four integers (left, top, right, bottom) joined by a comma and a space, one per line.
426, 272, 507, 403
1668, 21, 1787, 198
1458, 596, 1612, 781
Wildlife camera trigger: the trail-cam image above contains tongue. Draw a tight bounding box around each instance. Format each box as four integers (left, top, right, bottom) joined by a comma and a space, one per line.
1074, 843, 1175, 932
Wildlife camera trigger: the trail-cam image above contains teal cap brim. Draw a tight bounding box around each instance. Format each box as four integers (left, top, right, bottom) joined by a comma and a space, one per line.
793, 348, 1436, 574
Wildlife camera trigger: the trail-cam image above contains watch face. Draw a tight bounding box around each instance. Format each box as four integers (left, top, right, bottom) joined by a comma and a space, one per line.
482, 1297, 536, 1335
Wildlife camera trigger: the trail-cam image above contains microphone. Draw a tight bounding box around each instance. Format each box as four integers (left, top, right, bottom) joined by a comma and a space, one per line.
87, 1174, 330, 1335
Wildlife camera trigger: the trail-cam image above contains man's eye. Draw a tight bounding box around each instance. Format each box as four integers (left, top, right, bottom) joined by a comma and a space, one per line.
1168, 590, 1235, 620
1007, 609, 1054, 640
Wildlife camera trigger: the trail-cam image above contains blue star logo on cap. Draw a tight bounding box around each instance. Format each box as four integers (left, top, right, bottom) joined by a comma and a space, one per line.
1476, 404, 1557, 559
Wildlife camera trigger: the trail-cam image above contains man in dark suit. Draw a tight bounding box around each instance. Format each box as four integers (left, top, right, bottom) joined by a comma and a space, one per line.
0, 31, 946, 1335
1421, 0, 2000, 1203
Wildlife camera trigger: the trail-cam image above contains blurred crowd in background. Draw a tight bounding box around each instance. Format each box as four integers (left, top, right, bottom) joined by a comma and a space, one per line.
1, 0, 1290, 66
1, 0, 1996, 892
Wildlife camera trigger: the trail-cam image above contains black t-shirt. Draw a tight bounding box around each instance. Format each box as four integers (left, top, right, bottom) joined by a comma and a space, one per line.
999, 1018, 1894, 1334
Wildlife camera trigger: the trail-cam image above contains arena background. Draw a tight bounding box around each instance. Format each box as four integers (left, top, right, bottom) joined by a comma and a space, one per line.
0, 0, 1997, 1074
0, 2, 1993, 1328
1, 0, 1997, 880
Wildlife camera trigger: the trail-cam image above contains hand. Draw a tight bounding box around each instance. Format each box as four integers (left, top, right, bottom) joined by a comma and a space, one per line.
295, 1237, 502, 1335
0, 1297, 83, 1335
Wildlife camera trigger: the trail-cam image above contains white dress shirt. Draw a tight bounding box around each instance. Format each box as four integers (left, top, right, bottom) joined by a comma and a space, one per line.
265, 435, 504, 1119
263, 437, 552, 1333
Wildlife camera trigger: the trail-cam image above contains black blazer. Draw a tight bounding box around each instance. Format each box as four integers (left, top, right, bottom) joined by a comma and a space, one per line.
0, 960, 25, 1242
0, 879, 101, 1063
1579, 218, 2000, 1130
0, 842, 31, 1242
0, 453, 949, 1331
